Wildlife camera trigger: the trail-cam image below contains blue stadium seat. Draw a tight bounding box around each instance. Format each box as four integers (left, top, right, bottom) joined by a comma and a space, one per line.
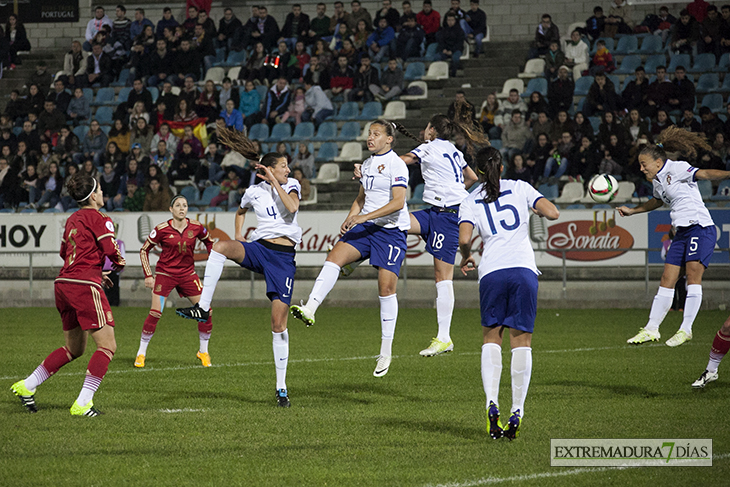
489, 139, 502, 150
12, 127, 21, 136
358, 101, 382, 120
588, 116, 601, 133
100, 125, 111, 135
638, 35, 663, 54
180, 185, 199, 202
292, 142, 314, 159
697, 179, 713, 200
424, 42, 439, 61
333, 102, 359, 120
574, 76, 593, 96
711, 180, 730, 200
407, 183, 425, 205
521, 77, 548, 98
82, 88, 94, 102
404, 62, 425, 81
643, 54, 666, 74
537, 183, 559, 200
265, 123, 292, 142
195, 185, 220, 206
73, 125, 89, 140
287, 122, 315, 141
313, 121, 337, 141
566, 204, 587, 209
149, 87, 159, 103
701, 93, 724, 113
689, 53, 716, 73
613, 35, 638, 54
714, 52, 730, 72
95, 106, 114, 125
220, 50, 246, 67
248, 123, 269, 141
90, 87, 115, 106
696, 73, 719, 93
116, 87, 132, 104
315, 142, 338, 162
576, 97, 586, 113
607, 75, 621, 93
213, 48, 226, 65
667, 53, 690, 73
111, 68, 130, 87
255, 84, 268, 101
335, 121, 361, 141
615, 55, 642, 75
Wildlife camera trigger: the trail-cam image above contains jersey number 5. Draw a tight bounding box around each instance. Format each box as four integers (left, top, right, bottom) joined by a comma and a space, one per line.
478, 190, 520, 235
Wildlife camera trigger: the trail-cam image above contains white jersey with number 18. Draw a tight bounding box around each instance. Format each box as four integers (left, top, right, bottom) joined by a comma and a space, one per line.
410, 138, 469, 207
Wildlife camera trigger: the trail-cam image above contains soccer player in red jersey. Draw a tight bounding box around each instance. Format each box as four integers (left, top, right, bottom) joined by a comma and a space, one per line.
692, 315, 730, 388
135, 194, 214, 368
11, 173, 126, 416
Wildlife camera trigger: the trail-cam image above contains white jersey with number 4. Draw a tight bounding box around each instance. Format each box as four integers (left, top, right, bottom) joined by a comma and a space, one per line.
240, 178, 303, 244
360, 149, 411, 230
652, 159, 713, 228
459, 179, 545, 279
410, 138, 469, 207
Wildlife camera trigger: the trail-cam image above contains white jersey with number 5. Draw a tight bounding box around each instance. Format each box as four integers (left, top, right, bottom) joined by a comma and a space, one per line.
459, 179, 545, 279
410, 138, 469, 207
652, 159, 713, 228
240, 178, 303, 244
360, 149, 411, 230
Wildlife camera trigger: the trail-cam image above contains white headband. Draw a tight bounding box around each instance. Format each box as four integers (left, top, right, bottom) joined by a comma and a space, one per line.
78, 178, 97, 203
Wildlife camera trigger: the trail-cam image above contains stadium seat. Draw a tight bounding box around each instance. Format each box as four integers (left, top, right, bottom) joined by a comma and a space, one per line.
300, 185, 318, 206
421, 61, 449, 80
589, 37, 614, 55
195, 186, 220, 206
213, 48, 226, 65
220, 50, 246, 67
714, 52, 730, 72
521, 77, 548, 98
576, 97, 586, 113
20, 207, 37, 213
613, 35, 638, 55
638, 35, 663, 54
248, 123, 269, 141
180, 185, 199, 202
315, 142, 339, 162
12, 127, 21, 136
43, 207, 61, 213
204, 67, 226, 84
400, 81, 428, 101
95, 106, 114, 125
265, 123, 291, 142
574, 76, 593, 96
711, 180, 730, 200
90, 87, 115, 106
555, 182, 585, 204
518, 59, 546, 79
403, 62, 425, 81
227, 66, 241, 80
607, 75, 621, 94
565, 204, 587, 209
292, 142, 314, 158
333, 101, 359, 120
383, 101, 406, 120
667, 53, 690, 73
701, 93, 724, 113
643, 54, 666, 74
496, 78, 524, 99
489, 139, 502, 150
287, 122, 315, 141
335, 121, 361, 141
334, 142, 363, 162
73, 125, 89, 140
407, 183, 425, 206
697, 179, 713, 200
149, 87, 159, 103
82, 88, 94, 101
696, 73, 719, 93
537, 183, 559, 200
116, 87, 132, 104
111, 68, 130, 87
100, 125, 111, 135
313, 121, 337, 141
592, 204, 612, 209
588, 116, 601, 133
255, 84, 268, 101
424, 42, 439, 61
689, 53, 716, 73
613, 181, 636, 203
615, 55, 642, 75
718, 75, 730, 92
0, 207, 14, 213
356, 122, 372, 141
313, 163, 340, 183
358, 101, 382, 120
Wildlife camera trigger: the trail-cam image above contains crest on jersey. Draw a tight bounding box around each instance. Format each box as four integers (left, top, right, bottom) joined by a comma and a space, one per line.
378, 164, 385, 173
106, 311, 113, 322
105, 221, 115, 233
666, 174, 672, 185
155, 284, 162, 292
150, 229, 157, 239
187, 230, 194, 238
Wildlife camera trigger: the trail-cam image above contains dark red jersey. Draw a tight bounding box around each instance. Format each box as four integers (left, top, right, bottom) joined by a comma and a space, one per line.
140, 219, 213, 278
56, 208, 126, 288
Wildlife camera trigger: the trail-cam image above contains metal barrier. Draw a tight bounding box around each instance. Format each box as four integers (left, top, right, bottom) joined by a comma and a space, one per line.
3, 247, 729, 301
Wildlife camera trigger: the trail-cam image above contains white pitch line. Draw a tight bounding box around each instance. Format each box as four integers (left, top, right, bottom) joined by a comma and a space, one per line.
0, 343, 695, 382
158, 408, 207, 413
426, 452, 730, 487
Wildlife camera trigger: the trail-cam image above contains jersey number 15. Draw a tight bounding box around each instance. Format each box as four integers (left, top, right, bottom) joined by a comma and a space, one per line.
478, 190, 520, 235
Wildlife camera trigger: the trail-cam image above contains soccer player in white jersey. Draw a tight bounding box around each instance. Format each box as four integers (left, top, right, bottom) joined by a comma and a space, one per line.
458, 146, 559, 440
290, 119, 410, 377
177, 124, 302, 408
618, 127, 730, 348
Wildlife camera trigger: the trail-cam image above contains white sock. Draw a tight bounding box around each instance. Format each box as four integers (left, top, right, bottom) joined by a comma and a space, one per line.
707, 357, 721, 373
272, 330, 289, 390
306, 261, 341, 314
511, 347, 532, 415
679, 284, 702, 334
646, 286, 675, 332
379, 294, 398, 357
481, 343, 502, 409
199, 332, 211, 354
435, 280, 454, 342
137, 333, 152, 356
199, 250, 227, 311
24, 365, 51, 391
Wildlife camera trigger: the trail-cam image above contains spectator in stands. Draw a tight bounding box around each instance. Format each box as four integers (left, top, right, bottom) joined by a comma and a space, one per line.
294, 41, 311, 75
303, 55, 331, 90
37, 100, 66, 140
350, 1, 372, 32
543, 41, 565, 80
568, 136, 598, 182
564, 30, 589, 73
129, 141, 151, 170
173, 99, 197, 124
528, 14, 559, 59
303, 79, 335, 127
350, 54, 378, 102
193, 23, 216, 75
237, 80, 262, 129
291, 142, 315, 178
196, 10, 217, 38
195, 80, 219, 121
353, 18, 373, 51
306, 3, 331, 46
238, 41, 267, 85
650, 108, 673, 137
572, 112, 593, 141
75, 120, 107, 166
623, 108, 651, 145
328, 54, 356, 99
331, 22, 355, 53
585, 6, 606, 41
26, 63, 52, 94
550, 110, 575, 143
49, 79, 72, 117
146, 39, 175, 88
438, 12, 464, 77
687, 0, 710, 23
478, 93, 500, 138
583, 72, 619, 117
102, 142, 125, 176
589, 39, 615, 75
700, 5, 722, 55
141, 176, 169, 211
130, 8, 154, 41
218, 77, 240, 110
19, 163, 39, 205
670, 9, 700, 54
177, 125, 203, 157
668, 65, 696, 113
279, 4, 310, 51
290, 167, 312, 202
504, 153, 532, 183
4, 90, 23, 126
417, 0, 441, 45
157, 82, 178, 120
0, 129, 17, 154
597, 111, 624, 149
220, 99, 244, 131
81, 42, 113, 87
339, 38, 359, 66
531, 111, 552, 140
116, 78, 154, 124
367, 17, 395, 62
605, 0, 635, 36
331, 1, 357, 33
183, 6, 200, 34
152, 141, 174, 174
151, 123, 178, 155
130, 119, 154, 156
547, 66, 574, 117
18, 120, 40, 154
622, 66, 649, 117
495, 88, 527, 132
61, 41, 87, 89
541, 130, 573, 182
266, 41, 299, 83
645, 65, 674, 117
129, 101, 150, 129
249, 6, 281, 51
108, 119, 131, 155
155, 8, 178, 40
262, 77, 292, 126
315, 37, 335, 69
395, 15, 425, 60
216, 8, 242, 51
464, 0, 486, 57
55, 127, 80, 166
599, 133, 627, 176
700, 106, 724, 139
84, 6, 113, 51
5, 14, 30, 68
169, 141, 199, 184
711, 132, 729, 163
525, 92, 549, 125
179, 76, 200, 109
401, 1, 415, 24
110, 157, 142, 209
500, 110, 532, 164
35, 141, 56, 179
121, 180, 144, 211
442, 0, 467, 28
526, 132, 551, 177
446, 90, 476, 123
173, 39, 202, 84
374, 0, 400, 29
720, 6, 730, 54
370, 57, 403, 100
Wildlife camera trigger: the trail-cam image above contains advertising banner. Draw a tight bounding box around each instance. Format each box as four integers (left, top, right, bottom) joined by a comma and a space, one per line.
0, 0, 79, 24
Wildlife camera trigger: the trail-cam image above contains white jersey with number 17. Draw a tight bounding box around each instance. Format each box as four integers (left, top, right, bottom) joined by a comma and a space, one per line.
459, 179, 545, 279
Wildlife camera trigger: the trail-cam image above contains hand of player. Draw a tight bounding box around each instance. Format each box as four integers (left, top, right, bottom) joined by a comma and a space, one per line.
353, 163, 362, 179
341, 214, 366, 233
460, 255, 476, 276
102, 271, 114, 289
254, 163, 276, 183
144, 276, 154, 289
617, 206, 633, 217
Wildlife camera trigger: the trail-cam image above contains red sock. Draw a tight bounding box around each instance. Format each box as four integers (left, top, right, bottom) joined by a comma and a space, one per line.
143, 310, 162, 335
710, 330, 730, 362
77, 347, 115, 406
43, 346, 75, 375
198, 315, 213, 335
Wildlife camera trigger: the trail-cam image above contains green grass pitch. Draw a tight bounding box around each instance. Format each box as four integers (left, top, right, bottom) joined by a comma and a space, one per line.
1, 307, 728, 486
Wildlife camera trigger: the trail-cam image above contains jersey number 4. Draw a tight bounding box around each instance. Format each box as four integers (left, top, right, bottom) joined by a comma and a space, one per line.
478, 190, 520, 235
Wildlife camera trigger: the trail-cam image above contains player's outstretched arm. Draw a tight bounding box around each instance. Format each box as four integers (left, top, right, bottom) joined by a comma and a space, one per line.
695, 169, 730, 181
617, 197, 663, 217
534, 197, 560, 220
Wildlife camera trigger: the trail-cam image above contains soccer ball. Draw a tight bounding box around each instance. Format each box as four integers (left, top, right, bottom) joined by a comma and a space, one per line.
588, 174, 619, 203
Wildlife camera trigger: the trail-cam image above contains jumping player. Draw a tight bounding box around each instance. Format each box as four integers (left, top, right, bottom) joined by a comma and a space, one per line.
176, 123, 301, 408
290, 120, 410, 378
11, 173, 126, 416
618, 127, 730, 347
135, 194, 214, 368
459, 146, 559, 440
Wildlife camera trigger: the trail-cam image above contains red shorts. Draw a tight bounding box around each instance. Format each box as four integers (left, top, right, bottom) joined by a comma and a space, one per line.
153, 272, 203, 298
55, 280, 115, 331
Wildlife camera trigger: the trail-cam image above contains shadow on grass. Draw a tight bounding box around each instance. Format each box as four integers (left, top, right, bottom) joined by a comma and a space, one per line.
305, 382, 429, 405
375, 417, 485, 441
542, 379, 662, 398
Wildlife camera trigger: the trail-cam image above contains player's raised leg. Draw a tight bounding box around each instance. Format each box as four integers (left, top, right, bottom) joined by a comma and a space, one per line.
693, 314, 730, 388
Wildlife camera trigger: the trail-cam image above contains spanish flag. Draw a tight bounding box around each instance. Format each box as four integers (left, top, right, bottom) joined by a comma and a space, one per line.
166, 119, 209, 147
